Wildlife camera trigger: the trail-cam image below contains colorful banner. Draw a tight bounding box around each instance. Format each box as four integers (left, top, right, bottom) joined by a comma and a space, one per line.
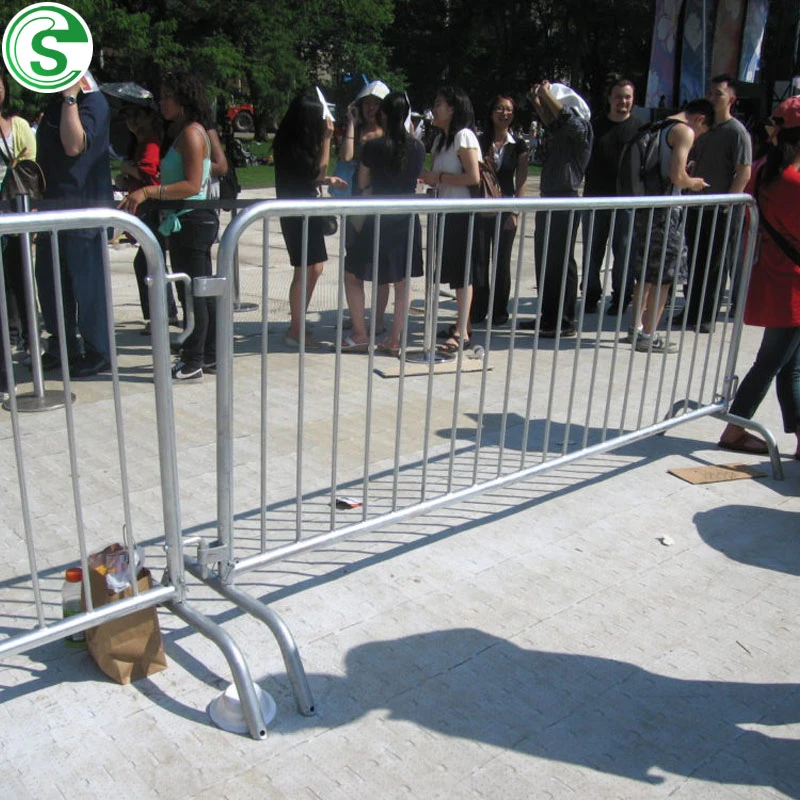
679, 0, 715, 104
739, 0, 769, 82
711, 0, 745, 77
646, 0, 684, 108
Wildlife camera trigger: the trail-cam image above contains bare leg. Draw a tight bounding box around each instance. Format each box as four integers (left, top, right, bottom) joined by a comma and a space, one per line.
386, 279, 410, 348
344, 271, 369, 343
455, 285, 473, 340
630, 281, 646, 329
376, 283, 390, 334
288, 263, 323, 342
642, 282, 671, 335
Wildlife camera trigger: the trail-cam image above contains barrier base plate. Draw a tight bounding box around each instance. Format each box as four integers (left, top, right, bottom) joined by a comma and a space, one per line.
4, 389, 74, 413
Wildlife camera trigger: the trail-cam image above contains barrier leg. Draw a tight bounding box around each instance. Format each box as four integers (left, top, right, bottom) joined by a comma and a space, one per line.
167, 599, 269, 740
185, 557, 315, 716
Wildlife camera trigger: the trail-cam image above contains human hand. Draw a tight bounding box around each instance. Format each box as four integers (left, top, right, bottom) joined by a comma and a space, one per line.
419, 169, 439, 188
347, 103, 359, 124
688, 177, 710, 193
118, 187, 147, 215
323, 117, 334, 138
327, 175, 348, 191
503, 213, 518, 231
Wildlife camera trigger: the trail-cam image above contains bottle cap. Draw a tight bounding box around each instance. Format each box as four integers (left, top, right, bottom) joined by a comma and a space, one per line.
65, 567, 83, 582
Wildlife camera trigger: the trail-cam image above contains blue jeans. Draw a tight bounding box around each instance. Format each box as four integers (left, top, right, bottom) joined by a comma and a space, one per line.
36, 229, 110, 358
730, 326, 800, 433
581, 208, 634, 304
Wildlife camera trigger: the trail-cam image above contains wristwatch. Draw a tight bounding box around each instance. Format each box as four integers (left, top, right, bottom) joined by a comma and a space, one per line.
62, 95, 78, 106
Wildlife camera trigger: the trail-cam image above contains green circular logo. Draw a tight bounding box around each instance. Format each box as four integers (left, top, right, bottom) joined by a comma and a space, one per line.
2, 3, 93, 93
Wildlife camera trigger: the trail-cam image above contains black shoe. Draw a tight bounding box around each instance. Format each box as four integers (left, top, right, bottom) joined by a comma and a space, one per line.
698, 322, 714, 334
202, 360, 217, 375
583, 297, 601, 313
39, 352, 62, 371
492, 313, 510, 326
518, 319, 538, 331
172, 361, 203, 381
69, 352, 111, 378
539, 325, 577, 339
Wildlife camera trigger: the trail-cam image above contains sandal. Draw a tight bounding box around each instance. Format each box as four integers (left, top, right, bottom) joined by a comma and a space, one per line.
717, 430, 769, 455
438, 334, 470, 354
377, 341, 401, 356
436, 324, 458, 340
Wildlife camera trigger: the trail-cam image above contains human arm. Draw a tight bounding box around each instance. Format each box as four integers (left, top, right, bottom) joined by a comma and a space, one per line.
12, 116, 36, 160
119, 124, 206, 214
668, 124, 708, 192
208, 128, 228, 178
527, 81, 563, 127
59, 82, 86, 157
504, 145, 529, 230
729, 163, 751, 194
420, 131, 481, 188
339, 104, 358, 162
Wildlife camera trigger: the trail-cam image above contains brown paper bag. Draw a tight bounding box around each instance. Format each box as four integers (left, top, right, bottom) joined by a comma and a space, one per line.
84, 566, 168, 684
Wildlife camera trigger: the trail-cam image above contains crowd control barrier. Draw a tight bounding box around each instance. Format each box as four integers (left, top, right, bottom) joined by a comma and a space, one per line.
0, 207, 288, 740
184, 191, 776, 719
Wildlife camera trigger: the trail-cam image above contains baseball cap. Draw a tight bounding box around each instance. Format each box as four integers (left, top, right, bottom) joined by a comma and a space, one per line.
772, 96, 800, 129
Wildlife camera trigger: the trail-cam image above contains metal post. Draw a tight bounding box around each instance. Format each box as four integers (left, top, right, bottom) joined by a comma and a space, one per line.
4, 195, 72, 412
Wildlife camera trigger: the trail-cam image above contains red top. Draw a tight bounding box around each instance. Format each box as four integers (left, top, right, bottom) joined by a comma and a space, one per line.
133, 139, 161, 186
744, 160, 800, 328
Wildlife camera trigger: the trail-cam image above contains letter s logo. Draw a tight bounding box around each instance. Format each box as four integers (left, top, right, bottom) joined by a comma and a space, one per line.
3, 4, 93, 93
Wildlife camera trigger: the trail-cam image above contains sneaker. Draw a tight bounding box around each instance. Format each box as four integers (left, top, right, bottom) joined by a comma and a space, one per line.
172, 361, 203, 381
70, 352, 111, 378
634, 334, 677, 354
620, 325, 643, 344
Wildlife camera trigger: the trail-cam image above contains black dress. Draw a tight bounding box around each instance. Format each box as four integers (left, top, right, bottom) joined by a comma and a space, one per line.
344, 136, 424, 284
275, 162, 327, 268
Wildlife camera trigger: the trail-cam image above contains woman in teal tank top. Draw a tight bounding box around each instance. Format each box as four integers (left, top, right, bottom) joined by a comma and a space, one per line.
120, 72, 218, 381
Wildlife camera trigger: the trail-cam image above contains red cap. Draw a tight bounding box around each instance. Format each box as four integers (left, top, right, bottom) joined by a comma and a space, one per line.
65, 567, 83, 582
772, 96, 800, 129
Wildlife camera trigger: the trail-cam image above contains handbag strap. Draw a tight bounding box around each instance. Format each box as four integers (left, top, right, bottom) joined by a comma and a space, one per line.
755, 170, 800, 265
0, 122, 13, 166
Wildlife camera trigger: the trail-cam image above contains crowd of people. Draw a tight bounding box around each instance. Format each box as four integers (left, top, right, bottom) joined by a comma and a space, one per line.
0, 65, 799, 459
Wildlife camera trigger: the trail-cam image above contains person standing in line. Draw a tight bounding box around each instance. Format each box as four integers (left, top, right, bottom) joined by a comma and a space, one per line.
520, 81, 592, 338
272, 93, 347, 349
121, 71, 217, 381
582, 78, 640, 316
419, 85, 482, 353
718, 97, 800, 456
346, 92, 424, 353
628, 99, 713, 354
679, 74, 752, 331
472, 94, 528, 327
36, 73, 114, 378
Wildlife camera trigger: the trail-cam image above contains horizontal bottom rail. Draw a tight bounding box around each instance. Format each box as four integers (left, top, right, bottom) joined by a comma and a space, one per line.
0, 584, 176, 659
228, 403, 730, 579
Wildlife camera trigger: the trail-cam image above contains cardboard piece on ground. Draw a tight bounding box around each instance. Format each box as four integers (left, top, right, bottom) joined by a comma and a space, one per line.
668, 463, 768, 485
374, 357, 489, 379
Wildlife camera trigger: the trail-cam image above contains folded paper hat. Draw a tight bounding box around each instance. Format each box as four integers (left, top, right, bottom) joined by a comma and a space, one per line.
548, 83, 591, 121
356, 80, 390, 101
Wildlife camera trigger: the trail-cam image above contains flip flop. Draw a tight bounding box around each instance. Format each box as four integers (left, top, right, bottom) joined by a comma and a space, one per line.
717, 431, 769, 455
285, 334, 322, 350
341, 336, 370, 352
377, 341, 401, 356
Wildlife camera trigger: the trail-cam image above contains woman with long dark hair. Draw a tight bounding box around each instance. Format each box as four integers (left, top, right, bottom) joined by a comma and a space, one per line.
273, 93, 346, 349
121, 71, 217, 381
718, 97, 800, 457
345, 92, 424, 352
473, 93, 528, 326
419, 86, 482, 352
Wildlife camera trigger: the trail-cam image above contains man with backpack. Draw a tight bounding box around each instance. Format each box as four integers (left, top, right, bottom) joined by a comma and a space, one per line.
624, 99, 714, 353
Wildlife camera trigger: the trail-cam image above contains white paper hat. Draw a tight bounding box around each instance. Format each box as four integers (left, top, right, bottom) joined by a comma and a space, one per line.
548, 83, 591, 122
356, 80, 390, 101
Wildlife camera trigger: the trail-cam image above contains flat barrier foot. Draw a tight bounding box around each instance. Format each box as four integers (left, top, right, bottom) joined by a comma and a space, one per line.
234, 302, 259, 313
404, 348, 455, 365
5, 389, 75, 413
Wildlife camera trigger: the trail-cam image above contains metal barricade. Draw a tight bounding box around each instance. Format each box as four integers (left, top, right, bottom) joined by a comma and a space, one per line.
0, 208, 274, 740
187, 191, 772, 718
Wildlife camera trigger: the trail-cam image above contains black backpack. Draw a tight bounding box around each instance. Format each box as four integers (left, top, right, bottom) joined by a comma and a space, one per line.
617, 118, 683, 196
